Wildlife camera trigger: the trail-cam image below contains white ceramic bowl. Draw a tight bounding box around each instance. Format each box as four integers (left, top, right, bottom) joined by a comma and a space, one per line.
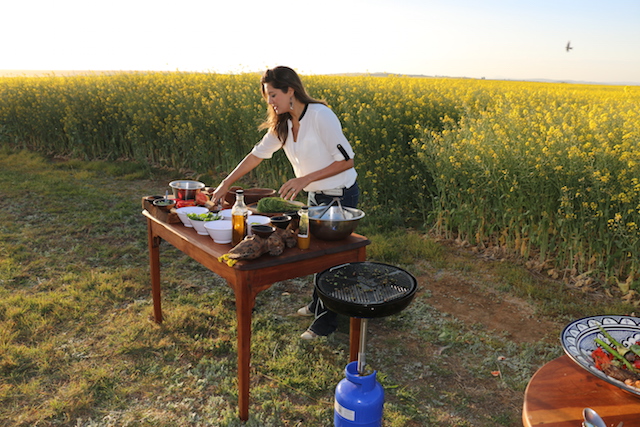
246, 215, 271, 235
204, 220, 233, 244
188, 216, 218, 235
220, 209, 253, 220
175, 206, 209, 227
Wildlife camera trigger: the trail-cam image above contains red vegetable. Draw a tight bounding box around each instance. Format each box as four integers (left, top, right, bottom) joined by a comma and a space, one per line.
592, 347, 614, 370
176, 200, 196, 208
196, 191, 209, 206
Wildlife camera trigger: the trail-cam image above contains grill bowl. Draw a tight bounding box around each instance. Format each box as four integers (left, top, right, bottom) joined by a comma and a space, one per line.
315, 262, 417, 318
308, 206, 365, 241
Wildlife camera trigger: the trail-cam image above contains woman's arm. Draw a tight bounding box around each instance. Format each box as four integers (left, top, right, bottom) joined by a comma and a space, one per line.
211, 154, 264, 204
279, 159, 354, 201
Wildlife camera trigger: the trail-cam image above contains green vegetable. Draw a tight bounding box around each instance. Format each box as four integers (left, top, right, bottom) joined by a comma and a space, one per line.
594, 337, 638, 372
256, 197, 301, 213
597, 324, 640, 358
186, 212, 221, 221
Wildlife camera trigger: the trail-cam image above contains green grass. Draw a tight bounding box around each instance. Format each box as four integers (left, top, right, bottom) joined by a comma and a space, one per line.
0, 149, 634, 426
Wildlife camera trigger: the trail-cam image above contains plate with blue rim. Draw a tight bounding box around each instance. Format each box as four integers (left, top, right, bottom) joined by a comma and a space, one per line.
561, 314, 640, 397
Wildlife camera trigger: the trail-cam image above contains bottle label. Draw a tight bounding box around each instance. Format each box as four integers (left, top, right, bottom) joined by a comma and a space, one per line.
232, 214, 246, 245
334, 400, 355, 421
298, 215, 308, 235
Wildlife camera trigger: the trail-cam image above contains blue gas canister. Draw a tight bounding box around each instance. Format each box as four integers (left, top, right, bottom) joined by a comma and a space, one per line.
334, 361, 384, 426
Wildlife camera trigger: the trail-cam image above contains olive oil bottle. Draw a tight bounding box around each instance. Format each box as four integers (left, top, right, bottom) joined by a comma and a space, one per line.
231, 190, 248, 246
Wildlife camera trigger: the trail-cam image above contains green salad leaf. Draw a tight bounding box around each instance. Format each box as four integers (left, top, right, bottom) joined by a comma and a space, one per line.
186, 212, 221, 221
256, 197, 301, 213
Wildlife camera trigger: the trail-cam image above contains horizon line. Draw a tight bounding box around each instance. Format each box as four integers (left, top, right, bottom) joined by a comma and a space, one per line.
0, 69, 638, 86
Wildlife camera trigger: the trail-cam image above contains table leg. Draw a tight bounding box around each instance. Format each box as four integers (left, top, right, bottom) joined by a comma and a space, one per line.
234, 279, 253, 422
349, 318, 361, 362
147, 219, 163, 324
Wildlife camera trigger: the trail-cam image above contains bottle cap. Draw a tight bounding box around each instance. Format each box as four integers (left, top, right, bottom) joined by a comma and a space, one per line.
236, 189, 244, 194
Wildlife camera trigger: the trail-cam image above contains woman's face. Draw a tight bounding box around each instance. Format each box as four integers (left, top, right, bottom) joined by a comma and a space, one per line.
264, 83, 293, 115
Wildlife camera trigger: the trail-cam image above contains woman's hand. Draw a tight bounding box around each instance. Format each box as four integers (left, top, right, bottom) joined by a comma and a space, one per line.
278, 159, 354, 201
211, 183, 230, 206
211, 154, 264, 206
279, 177, 309, 201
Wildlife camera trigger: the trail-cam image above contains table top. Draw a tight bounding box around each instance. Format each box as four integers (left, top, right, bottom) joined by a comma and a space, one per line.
143, 209, 370, 271
523, 355, 640, 426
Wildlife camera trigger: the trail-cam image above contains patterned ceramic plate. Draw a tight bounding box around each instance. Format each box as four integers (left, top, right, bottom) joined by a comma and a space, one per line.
561, 315, 640, 397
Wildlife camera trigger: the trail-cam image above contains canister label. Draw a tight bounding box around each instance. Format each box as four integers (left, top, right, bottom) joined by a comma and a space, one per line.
334, 400, 355, 421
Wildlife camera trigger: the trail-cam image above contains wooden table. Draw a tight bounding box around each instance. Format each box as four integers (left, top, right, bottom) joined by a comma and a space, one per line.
143, 210, 370, 421
523, 355, 640, 426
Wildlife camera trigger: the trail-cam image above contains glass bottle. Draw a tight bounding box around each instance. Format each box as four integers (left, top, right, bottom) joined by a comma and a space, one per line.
231, 189, 248, 246
297, 206, 310, 249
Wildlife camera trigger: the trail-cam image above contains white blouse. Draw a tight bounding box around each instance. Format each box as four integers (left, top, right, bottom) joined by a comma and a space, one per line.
251, 103, 357, 193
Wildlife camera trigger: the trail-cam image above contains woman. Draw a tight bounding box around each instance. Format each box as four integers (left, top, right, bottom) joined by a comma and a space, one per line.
211, 66, 359, 339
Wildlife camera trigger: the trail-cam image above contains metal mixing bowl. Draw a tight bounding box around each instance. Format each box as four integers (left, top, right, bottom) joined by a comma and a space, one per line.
308, 206, 365, 241
169, 180, 205, 200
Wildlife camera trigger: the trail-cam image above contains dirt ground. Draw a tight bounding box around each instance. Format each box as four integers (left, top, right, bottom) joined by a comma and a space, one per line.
422, 270, 558, 344
395, 242, 564, 425
394, 235, 562, 345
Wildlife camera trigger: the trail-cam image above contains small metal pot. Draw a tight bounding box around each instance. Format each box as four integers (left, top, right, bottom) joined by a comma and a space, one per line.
169, 180, 205, 200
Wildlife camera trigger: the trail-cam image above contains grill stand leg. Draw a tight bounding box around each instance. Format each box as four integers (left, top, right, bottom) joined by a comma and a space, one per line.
357, 318, 368, 375
349, 318, 361, 362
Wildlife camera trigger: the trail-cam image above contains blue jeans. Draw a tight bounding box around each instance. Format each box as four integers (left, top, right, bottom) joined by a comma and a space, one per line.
306, 182, 359, 336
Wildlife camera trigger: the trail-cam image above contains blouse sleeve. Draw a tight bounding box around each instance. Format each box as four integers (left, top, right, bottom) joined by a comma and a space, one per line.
250, 130, 283, 159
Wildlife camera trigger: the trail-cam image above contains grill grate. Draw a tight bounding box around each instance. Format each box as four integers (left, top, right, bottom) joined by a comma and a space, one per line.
329, 282, 409, 305
317, 263, 415, 305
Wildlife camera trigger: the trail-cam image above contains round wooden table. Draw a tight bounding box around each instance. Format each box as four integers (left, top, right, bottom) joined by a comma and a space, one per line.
523, 355, 640, 426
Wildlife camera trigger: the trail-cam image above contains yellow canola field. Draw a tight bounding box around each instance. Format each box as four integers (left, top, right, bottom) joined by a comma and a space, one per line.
415, 81, 640, 288
0, 72, 639, 289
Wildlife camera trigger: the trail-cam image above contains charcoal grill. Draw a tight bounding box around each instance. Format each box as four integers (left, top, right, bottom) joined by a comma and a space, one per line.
315, 262, 417, 374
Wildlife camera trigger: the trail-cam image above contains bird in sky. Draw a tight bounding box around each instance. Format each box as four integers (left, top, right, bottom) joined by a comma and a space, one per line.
566, 41, 573, 52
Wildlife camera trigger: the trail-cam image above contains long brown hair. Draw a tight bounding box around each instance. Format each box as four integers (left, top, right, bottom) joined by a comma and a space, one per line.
259, 66, 327, 143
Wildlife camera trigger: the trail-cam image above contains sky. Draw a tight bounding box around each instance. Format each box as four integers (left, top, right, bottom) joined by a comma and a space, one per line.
2, 0, 639, 84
